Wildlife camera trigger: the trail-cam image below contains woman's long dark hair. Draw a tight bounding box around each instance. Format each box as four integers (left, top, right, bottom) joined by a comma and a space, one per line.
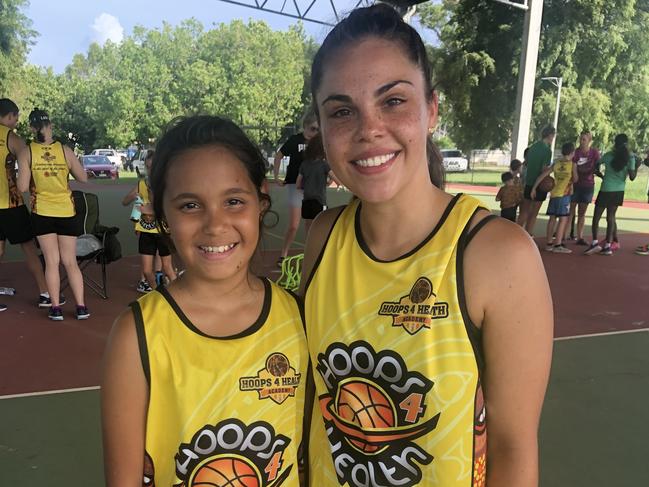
28, 108, 51, 143
612, 133, 630, 172
310, 4, 444, 189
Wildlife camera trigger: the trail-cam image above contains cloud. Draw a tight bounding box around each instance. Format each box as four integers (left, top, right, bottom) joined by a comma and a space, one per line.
91, 13, 124, 45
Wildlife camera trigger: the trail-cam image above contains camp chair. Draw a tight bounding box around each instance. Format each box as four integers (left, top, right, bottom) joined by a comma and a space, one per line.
60, 190, 120, 299
276, 254, 304, 292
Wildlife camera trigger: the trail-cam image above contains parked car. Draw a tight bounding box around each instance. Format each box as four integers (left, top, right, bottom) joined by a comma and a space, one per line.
441, 149, 469, 172
91, 149, 122, 168
131, 149, 150, 177
82, 155, 119, 180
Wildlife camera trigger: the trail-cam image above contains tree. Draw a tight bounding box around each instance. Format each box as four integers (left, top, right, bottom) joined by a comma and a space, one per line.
0, 0, 37, 97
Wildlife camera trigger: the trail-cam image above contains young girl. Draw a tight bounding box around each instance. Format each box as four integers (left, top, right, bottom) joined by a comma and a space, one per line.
101, 116, 308, 486
301, 5, 552, 486
296, 133, 340, 236
122, 149, 176, 292
584, 133, 637, 256
17, 109, 89, 321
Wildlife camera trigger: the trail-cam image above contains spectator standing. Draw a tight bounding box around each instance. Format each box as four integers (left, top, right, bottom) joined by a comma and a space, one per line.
496, 171, 521, 222
569, 131, 600, 245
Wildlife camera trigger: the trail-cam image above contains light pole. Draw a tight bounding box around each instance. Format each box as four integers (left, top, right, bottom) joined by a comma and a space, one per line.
541, 76, 563, 155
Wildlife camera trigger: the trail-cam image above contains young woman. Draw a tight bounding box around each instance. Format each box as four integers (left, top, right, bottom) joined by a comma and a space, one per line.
102, 116, 308, 486
17, 109, 88, 321
300, 5, 553, 487
569, 130, 600, 244
584, 133, 637, 256
122, 149, 176, 292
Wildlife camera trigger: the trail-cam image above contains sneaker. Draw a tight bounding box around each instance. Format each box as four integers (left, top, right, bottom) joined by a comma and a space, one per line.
584, 242, 602, 255
575, 238, 588, 246
544, 244, 554, 252
600, 246, 613, 256
610, 241, 621, 251
0, 303, 6, 312
635, 245, 649, 256
136, 280, 153, 293
553, 244, 572, 254
76, 305, 90, 320
48, 306, 64, 321
38, 294, 66, 308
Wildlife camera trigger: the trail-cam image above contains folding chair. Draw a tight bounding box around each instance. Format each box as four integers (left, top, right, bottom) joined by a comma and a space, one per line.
276, 254, 304, 292
60, 190, 120, 299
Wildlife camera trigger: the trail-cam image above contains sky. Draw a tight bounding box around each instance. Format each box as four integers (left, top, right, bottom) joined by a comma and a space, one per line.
24, 0, 370, 73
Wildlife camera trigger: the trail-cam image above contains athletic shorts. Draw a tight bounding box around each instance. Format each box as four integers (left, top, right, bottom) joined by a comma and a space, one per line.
571, 185, 594, 204
31, 213, 81, 237
546, 195, 571, 217
500, 206, 517, 222
138, 232, 171, 257
595, 191, 624, 208
524, 184, 548, 202
285, 184, 303, 209
0, 205, 34, 244
302, 199, 325, 220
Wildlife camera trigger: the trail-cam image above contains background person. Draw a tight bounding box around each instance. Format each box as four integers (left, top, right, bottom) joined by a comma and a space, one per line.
495, 171, 521, 222
569, 130, 600, 245
0, 98, 51, 311
585, 133, 637, 256
301, 5, 552, 485
518, 126, 556, 235
17, 109, 89, 321
272, 112, 319, 266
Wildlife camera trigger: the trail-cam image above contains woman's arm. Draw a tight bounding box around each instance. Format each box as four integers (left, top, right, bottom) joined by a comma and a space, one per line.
530, 165, 553, 199
122, 186, 139, 206
628, 156, 638, 181
101, 309, 149, 487
465, 218, 553, 487
16, 139, 31, 193
63, 145, 88, 182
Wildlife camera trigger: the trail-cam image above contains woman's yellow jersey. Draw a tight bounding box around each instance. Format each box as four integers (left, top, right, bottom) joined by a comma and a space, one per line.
133, 278, 309, 487
0, 125, 24, 209
134, 178, 158, 233
29, 141, 74, 217
305, 194, 489, 487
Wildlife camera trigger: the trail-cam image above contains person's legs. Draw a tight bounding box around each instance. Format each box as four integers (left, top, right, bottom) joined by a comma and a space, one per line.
517, 199, 530, 227
576, 202, 589, 242
525, 201, 543, 235
280, 206, 301, 259
304, 218, 314, 237
20, 240, 48, 293
604, 205, 619, 245
545, 216, 557, 248
58, 235, 85, 306
160, 255, 177, 282
568, 202, 577, 239
140, 254, 156, 291
556, 216, 569, 245
38, 234, 62, 306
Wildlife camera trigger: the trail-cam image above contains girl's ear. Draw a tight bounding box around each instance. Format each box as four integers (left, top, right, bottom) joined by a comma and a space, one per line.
427, 90, 439, 133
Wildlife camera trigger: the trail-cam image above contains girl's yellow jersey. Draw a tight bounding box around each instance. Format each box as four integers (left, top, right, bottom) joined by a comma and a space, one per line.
135, 178, 158, 233
0, 125, 24, 209
29, 141, 74, 217
305, 194, 489, 487
133, 278, 309, 487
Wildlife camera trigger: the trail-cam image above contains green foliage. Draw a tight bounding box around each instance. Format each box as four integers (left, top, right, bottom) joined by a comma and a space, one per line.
0, 0, 37, 96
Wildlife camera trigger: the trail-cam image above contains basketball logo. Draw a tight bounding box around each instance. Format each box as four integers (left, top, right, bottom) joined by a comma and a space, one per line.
189, 455, 261, 487
409, 277, 433, 304
336, 379, 396, 453
266, 353, 289, 377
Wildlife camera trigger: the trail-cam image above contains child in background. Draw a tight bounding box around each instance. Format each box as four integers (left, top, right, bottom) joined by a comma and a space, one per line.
496, 171, 521, 222
510, 158, 524, 217
102, 116, 308, 486
296, 133, 341, 236
122, 150, 176, 292
533, 142, 578, 254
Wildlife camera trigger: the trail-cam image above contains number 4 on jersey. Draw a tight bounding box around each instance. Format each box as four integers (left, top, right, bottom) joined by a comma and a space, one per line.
264, 450, 284, 481
399, 392, 425, 423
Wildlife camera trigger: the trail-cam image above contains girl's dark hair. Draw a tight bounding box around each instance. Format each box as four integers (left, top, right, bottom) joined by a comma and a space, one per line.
303, 133, 325, 161
612, 133, 630, 172
28, 108, 51, 143
561, 142, 575, 156
310, 4, 444, 189
150, 115, 271, 229
0, 98, 19, 117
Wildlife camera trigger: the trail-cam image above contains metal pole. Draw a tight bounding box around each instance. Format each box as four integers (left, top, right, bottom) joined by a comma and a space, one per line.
510, 0, 544, 160
551, 77, 562, 154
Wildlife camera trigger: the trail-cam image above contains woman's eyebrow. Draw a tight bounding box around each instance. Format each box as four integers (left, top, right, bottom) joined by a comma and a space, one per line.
322, 79, 414, 106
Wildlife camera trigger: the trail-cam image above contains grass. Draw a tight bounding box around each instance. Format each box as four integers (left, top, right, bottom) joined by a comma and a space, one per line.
446, 165, 649, 202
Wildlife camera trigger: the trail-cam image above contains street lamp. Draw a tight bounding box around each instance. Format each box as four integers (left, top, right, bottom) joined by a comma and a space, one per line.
541, 76, 563, 155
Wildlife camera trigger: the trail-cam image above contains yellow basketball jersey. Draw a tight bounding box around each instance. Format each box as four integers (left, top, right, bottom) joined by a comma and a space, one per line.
0, 125, 23, 209
305, 194, 488, 487
134, 178, 158, 233
134, 279, 309, 487
29, 141, 74, 217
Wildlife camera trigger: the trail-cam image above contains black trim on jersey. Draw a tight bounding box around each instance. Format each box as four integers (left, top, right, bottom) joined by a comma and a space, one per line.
130, 301, 151, 386
355, 193, 462, 263
157, 278, 272, 340
456, 207, 495, 375
303, 205, 346, 293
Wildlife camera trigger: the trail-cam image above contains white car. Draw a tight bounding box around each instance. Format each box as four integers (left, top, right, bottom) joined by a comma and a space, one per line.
131, 149, 150, 177
441, 149, 469, 172
91, 149, 122, 168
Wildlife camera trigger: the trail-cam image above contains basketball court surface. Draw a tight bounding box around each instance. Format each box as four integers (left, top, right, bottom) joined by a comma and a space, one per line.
1, 181, 647, 486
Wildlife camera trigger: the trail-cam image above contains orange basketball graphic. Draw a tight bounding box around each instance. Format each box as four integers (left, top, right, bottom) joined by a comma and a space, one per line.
190, 456, 260, 487
266, 353, 289, 377
336, 380, 396, 453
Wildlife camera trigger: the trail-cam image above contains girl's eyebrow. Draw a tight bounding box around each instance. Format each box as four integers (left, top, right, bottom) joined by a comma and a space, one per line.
322, 80, 414, 106
170, 188, 252, 201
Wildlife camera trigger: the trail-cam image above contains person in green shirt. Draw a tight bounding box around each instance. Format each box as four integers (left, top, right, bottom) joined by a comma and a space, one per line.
584, 133, 637, 256
518, 126, 556, 235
